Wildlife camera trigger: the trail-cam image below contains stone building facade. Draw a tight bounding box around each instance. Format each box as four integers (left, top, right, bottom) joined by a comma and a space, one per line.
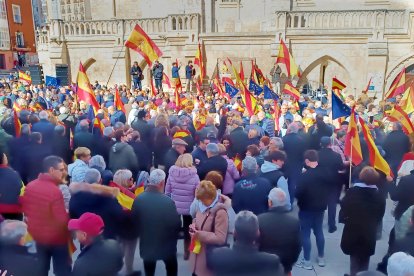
37, 0, 414, 96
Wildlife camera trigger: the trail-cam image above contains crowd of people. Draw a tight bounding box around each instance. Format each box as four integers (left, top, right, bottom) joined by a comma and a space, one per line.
0, 63, 413, 276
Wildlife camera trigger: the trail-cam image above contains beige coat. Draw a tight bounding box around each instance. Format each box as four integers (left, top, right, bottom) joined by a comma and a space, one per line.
189, 202, 229, 276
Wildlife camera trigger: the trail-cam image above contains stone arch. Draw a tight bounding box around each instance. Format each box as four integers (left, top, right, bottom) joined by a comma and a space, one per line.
172, 17, 177, 30
80, 24, 85, 35
385, 54, 414, 92
298, 51, 353, 89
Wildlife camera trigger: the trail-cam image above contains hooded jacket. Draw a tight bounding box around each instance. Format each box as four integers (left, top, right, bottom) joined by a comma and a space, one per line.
260, 161, 291, 209
108, 142, 138, 174
165, 166, 199, 215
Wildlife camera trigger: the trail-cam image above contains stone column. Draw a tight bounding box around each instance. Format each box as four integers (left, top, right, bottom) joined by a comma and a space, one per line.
204, 0, 214, 33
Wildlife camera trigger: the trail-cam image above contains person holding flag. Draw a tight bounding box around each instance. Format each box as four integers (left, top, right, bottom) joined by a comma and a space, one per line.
130, 61, 143, 90
185, 60, 196, 93
172, 61, 182, 92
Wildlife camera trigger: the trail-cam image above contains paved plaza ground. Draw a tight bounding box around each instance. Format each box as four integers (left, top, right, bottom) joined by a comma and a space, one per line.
65, 197, 395, 276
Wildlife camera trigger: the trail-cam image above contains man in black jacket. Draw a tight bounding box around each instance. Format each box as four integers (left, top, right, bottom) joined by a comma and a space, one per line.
69, 212, 124, 276
130, 61, 143, 90
164, 138, 187, 173
210, 210, 284, 276
131, 110, 152, 147
383, 122, 410, 176
0, 220, 41, 276
295, 150, 330, 270
258, 188, 301, 274
229, 118, 249, 159
197, 143, 228, 180
131, 169, 180, 276
232, 156, 272, 215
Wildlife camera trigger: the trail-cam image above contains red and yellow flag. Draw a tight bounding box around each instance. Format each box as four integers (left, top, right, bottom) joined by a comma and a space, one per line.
76, 62, 100, 113
251, 61, 265, 85
213, 77, 229, 100
69, 128, 74, 150
344, 109, 363, 166
114, 88, 126, 113
399, 86, 414, 114
385, 67, 406, 99
332, 77, 346, 91
13, 109, 21, 137
283, 81, 300, 100
109, 182, 136, 210
162, 73, 171, 89
276, 39, 300, 78
386, 105, 414, 134
273, 100, 280, 132
194, 42, 205, 82
173, 129, 191, 139
359, 117, 392, 177
193, 109, 207, 131
93, 117, 104, 135
189, 237, 201, 254
125, 24, 163, 66
233, 154, 242, 172
12, 102, 22, 112
18, 71, 31, 84
239, 61, 245, 82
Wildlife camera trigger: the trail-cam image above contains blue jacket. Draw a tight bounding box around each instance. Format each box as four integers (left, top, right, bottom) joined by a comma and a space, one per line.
172, 66, 180, 78
110, 110, 126, 126
31, 119, 55, 143
152, 63, 164, 79
185, 65, 193, 79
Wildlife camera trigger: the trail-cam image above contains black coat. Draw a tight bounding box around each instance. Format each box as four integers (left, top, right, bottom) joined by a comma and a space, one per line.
197, 155, 228, 180
340, 186, 385, 257
129, 141, 152, 172
93, 136, 114, 164
307, 121, 333, 150
23, 142, 53, 182
131, 119, 152, 147
31, 119, 55, 144
0, 243, 41, 276
72, 236, 123, 276
232, 174, 272, 215
163, 148, 180, 173
153, 135, 172, 167
258, 207, 301, 273
383, 130, 410, 174
74, 130, 94, 151
210, 242, 285, 276
69, 190, 129, 239
389, 171, 414, 220
318, 147, 343, 188
282, 132, 306, 174
229, 127, 249, 159
7, 135, 30, 180
131, 187, 180, 261
52, 133, 72, 164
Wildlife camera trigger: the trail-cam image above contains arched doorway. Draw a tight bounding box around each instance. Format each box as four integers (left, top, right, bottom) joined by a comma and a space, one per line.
298, 55, 350, 95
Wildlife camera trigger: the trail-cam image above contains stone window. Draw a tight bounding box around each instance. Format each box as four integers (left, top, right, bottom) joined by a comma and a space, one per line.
0, 0, 6, 20
16, 32, 24, 48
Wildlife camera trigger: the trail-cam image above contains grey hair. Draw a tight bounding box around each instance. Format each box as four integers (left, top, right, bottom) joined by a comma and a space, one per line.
387, 252, 414, 276
268, 188, 287, 208
113, 169, 133, 188
21, 123, 31, 136
38, 110, 49, 120
114, 122, 125, 131
287, 122, 299, 134
270, 137, 284, 149
89, 155, 106, 170
103, 126, 114, 137
148, 169, 166, 186
79, 119, 89, 131
234, 211, 259, 243
0, 220, 27, 244
84, 168, 101, 184
54, 125, 65, 136
242, 156, 257, 174
206, 143, 219, 156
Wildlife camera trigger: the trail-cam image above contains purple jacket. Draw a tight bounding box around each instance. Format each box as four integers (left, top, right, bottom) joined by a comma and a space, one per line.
165, 166, 200, 215
223, 156, 240, 195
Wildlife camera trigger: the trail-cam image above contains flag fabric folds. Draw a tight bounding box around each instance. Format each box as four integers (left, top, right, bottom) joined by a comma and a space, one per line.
359, 117, 392, 177
264, 85, 279, 100
18, 71, 31, 84
213, 77, 229, 100
273, 100, 281, 132
386, 105, 414, 134
222, 77, 235, 87
332, 77, 346, 90
162, 73, 171, 89
332, 92, 351, 120
276, 39, 300, 78
385, 67, 406, 99
189, 237, 201, 254
93, 117, 104, 135
344, 109, 363, 166
45, 76, 59, 87
173, 130, 191, 139
240, 83, 257, 116
399, 87, 414, 114
114, 88, 126, 113
239, 61, 245, 82
283, 81, 300, 100
13, 109, 21, 137
125, 24, 163, 66
249, 79, 263, 96
76, 62, 100, 113
233, 154, 242, 172
194, 42, 205, 82
224, 82, 239, 98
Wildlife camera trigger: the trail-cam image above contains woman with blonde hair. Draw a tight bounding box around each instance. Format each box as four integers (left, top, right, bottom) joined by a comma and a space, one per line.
189, 180, 229, 276
165, 153, 200, 260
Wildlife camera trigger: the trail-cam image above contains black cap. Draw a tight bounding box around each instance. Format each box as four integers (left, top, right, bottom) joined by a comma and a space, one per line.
137, 110, 147, 119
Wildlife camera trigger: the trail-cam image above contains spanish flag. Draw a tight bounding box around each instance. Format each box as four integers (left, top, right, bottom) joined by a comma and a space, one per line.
344, 109, 363, 166
332, 77, 346, 90
93, 117, 104, 135
384, 67, 406, 99
12, 102, 22, 112
125, 24, 163, 66
13, 109, 21, 137
283, 81, 300, 101
213, 77, 229, 100
189, 237, 201, 254
239, 61, 245, 82
233, 154, 242, 172
114, 88, 126, 113
251, 60, 265, 86
399, 87, 414, 114
276, 39, 300, 78
150, 76, 157, 97
173, 129, 191, 139
193, 110, 207, 131
109, 182, 136, 210
162, 73, 171, 89
359, 117, 392, 177
76, 62, 100, 113
18, 71, 31, 84
194, 42, 205, 82
386, 105, 414, 134
273, 100, 280, 132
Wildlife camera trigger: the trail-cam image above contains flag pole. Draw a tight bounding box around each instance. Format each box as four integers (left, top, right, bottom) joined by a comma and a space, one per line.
349, 137, 353, 188
106, 44, 125, 87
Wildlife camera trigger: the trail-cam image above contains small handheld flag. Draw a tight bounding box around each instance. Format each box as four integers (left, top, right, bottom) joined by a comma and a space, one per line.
249, 79, 263, 96
225, 82, 239, 98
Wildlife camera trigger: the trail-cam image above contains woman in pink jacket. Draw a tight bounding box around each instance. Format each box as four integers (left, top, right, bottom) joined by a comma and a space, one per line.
165, 153, 200, 260
218, 144, 240, 196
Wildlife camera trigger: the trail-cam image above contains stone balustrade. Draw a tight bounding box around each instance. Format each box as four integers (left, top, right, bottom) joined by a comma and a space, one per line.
41, 13, 200, 44
276, 10, 408, 35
